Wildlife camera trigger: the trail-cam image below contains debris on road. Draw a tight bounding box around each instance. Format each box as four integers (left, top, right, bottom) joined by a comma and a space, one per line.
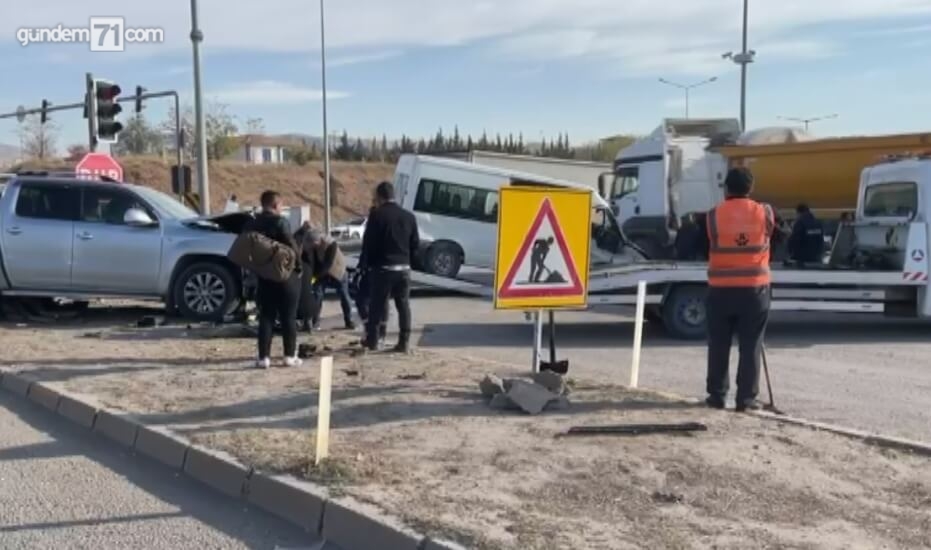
479, 373, 570, 414
564, 422, 708, 437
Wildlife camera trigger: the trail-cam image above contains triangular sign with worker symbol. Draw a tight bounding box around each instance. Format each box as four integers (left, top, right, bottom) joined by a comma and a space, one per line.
498, 198, 584, 299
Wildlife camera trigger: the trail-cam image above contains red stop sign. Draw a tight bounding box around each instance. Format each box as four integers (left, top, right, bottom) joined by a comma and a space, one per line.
76, 153, 123, 182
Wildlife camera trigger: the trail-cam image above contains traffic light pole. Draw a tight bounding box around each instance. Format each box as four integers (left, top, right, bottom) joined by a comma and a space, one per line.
1, 88, 183, 172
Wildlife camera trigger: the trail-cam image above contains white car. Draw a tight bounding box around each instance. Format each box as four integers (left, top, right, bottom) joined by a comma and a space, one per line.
330, 216, 366, 240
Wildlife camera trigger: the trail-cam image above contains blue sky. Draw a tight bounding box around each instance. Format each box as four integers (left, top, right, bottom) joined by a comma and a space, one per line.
2, 0, 931, 150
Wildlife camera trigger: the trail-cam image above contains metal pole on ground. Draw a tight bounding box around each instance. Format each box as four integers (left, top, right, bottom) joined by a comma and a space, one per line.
629, 281, 647, 388
532, 310, 543, 374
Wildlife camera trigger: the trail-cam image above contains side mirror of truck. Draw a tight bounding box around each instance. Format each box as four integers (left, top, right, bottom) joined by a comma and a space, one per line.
598, 172, 613, 199
124, 208, 156, 227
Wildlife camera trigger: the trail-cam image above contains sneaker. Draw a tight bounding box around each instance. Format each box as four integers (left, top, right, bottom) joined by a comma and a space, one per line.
345, 321, 357, 330
705, 396, 725, 410
312, 323, 322, 331
283, 356, 303, 368
391, 343, 411, 355
255, 357, 271, 369
735, 400, 762, 413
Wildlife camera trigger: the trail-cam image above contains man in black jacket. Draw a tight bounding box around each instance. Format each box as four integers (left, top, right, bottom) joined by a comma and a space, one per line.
360, 181, 419, 353
788, 204, 825, 265
243, 190, 308, 368
355, 204, 389, 344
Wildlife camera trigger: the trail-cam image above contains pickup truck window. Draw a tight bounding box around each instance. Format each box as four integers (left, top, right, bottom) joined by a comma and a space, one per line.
863, 182, 917, 218
81, 187, 156, 225
14, 183, 79, 221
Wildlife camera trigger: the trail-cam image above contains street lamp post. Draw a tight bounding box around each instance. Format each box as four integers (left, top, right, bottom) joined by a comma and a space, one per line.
658, 77, 718, 118
189, 0, 210, 215
723, 0, 755, 131
778, 114, 839, 131
320, 0, 332, 235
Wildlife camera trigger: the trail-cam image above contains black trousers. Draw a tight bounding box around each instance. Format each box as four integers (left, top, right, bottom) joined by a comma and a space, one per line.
257, 274, 301, 359
706, 285, 770, 405
365, 269, 411, 348
356, 271, 388, 339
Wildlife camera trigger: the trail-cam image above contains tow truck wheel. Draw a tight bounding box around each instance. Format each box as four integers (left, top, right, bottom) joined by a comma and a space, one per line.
662, 285, 707, 340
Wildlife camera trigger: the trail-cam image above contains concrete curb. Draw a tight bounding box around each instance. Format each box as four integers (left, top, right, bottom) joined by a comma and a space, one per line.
134, 426, 190, 469
1, 371, 32, 397
27, 382, 62, 412
322, 496, 423, 550
93, 410, 140, 448
753, 411, 931, 457
183, 445, 251, 499
0, 375, 444, 549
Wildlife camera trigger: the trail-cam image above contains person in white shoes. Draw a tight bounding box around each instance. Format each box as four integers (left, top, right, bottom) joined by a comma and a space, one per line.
243, 190, 308, 369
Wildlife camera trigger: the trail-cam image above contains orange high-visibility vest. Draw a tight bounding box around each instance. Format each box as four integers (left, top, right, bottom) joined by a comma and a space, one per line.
706, 198, 775, 287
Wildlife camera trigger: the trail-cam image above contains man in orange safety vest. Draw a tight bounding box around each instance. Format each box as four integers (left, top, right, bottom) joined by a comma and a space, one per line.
705, 167, 775, 412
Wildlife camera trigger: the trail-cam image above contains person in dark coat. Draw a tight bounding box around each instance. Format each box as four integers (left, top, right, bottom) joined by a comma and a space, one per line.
355, 205, 388, 344
243, 191, 308, 369
788, 204, 825, 265
361, 181, 420, 353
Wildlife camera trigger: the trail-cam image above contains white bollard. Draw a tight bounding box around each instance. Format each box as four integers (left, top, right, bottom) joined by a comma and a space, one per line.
629, 281, 647, 388
315, 356, 334, 465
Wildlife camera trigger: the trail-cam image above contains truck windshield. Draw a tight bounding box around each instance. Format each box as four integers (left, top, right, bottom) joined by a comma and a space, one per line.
132, 186, 199, 219
863, 182, 918, 218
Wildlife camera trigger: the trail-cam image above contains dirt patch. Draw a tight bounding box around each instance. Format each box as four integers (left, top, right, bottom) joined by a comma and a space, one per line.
1, 311, 929, 550
15, 156, 394, 222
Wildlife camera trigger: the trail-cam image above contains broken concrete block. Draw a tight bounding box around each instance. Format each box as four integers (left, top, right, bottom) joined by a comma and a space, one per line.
533, 371, 567, 396
479, 374, 505, 398
488, 393, 519, 411
506, 380, 557, 415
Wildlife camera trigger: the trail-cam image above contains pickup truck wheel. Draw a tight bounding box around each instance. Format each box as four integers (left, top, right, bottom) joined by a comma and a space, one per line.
662, 285, 707, 340
174, 262, 238, 322
425, 243, 462, 278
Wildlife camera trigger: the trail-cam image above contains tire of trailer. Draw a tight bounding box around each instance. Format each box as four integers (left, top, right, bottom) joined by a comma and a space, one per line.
172, 262, 240, 322
425, 242, 463, 279
661, 285, 708, 340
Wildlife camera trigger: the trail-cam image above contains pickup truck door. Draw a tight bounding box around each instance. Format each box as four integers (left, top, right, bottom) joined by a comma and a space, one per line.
1, 181, 77, 289
70, 186, 163, 294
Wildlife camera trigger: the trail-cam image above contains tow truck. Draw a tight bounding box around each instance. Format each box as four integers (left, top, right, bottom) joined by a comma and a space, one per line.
396, 156, 931, 339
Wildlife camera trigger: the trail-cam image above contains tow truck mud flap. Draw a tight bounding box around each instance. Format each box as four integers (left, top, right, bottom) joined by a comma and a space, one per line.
661, 285, 707, 340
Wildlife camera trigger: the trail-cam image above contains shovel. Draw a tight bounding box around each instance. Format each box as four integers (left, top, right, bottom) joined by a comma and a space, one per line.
761, 344, 786, 415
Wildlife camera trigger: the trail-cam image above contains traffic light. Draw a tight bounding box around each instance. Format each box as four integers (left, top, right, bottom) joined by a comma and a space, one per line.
40, 99, 51, 124
90, 78, 123, 143
135, 85, 147, 113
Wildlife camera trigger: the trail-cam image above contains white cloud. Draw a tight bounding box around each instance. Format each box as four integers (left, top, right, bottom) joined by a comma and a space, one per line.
327, 50, 403, 67
4, 0, 931, 77
208, 81, 350, 105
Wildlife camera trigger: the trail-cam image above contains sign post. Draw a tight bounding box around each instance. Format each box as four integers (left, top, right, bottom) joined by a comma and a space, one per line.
494, 186, 592, 373
75, 152, 123, 182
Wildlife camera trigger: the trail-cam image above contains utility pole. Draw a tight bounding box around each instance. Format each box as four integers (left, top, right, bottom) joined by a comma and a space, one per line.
190, 0, 210, 214
658, 77, 718, 119
320, 0, 332, 234
723, 0, 755, 131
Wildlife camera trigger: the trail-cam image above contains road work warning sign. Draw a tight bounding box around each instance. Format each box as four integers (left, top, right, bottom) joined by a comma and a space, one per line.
494, 186, 592, 310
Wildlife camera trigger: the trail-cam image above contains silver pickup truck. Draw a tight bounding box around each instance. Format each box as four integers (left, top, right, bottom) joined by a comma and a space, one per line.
0, 173, 253, 321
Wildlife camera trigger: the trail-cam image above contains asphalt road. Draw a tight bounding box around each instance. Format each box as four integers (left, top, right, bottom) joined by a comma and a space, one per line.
384, 295, 931, 443
0, 392, 330, 550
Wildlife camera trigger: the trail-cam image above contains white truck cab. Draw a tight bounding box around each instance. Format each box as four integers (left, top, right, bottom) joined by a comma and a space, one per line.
601, 119, 737, 258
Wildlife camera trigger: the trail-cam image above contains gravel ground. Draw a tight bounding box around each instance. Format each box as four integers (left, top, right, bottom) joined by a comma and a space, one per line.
2, 306, 928, 550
